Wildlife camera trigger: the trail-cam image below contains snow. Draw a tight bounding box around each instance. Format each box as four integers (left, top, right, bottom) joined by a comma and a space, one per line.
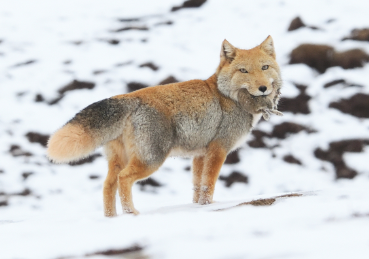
1, 0, 369, 258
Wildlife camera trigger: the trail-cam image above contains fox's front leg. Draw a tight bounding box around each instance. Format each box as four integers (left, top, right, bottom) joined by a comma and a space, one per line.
198, 142, 227, 205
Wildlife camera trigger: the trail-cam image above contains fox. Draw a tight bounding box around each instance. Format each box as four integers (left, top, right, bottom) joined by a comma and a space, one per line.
47, 36, 283, 217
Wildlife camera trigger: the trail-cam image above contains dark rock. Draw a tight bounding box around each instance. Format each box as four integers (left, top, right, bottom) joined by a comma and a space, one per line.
35, 93, 44, 102
127, 82, 148, 92
107, 39, 120, 45
219, 171, 248, 187
58, 80, 95, 95
289, 44, 369, 73
323, 79, 362, 88
155, 21, 174, 26
279, 84, 311, 114
270, 122, 315, 139
283, 155, 302, 165
48, 95, 65, 105
172, 0, 207, 11
290, 44, 335, 73
184, 166, 191, 171
137, 178, 162, 191
89, 175, 100, 180
334, 49, 369, 70
12, 60, 37, 68
139, 62, 159, 71
115, 61, 132, 67
9, 145, 33, 157
71, 41, 83, 45
158, 76, 179, 85
113, 26, 148, 33
314, 139, 369, 179
329, 93, 369, 118
118, 18, 141, 22
25, 132, 50, 147
64, 60, 72, 65
22, 172, 34, 180
85, 245, 143, 257
247, 130, 269, 148
0, 200, 8, 207
69, 153, 102, 166
224, 150, 240, 164
93, 70, 106, 75
16, 188, 32, 196
288, 17, 306, 31
0, 169, 4, 174
342, 28, 369, 42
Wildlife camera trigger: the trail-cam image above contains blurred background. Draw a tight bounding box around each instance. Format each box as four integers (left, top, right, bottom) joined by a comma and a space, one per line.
1, 0, 369, 258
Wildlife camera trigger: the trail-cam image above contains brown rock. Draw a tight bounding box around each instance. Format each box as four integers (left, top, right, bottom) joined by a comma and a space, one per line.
283, 155, 302, 165
158, 76, 179, 85
127, 82, 148, 92
219, 171, 248, 187
224, 151, 240, 164
288, 17, 306, 31
25, 132, 50, 147
329, 93, 369, 118
289, 44, 369, 73
270, 122, 315, 139
279, 84, 311, 114
172, 0, 207, 11
314, 139, 369, 179
342, 28, 369, 42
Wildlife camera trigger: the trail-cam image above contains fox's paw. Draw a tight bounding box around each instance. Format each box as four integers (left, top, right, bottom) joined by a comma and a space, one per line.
198, 197, 212, 205
123, 207, 140, 215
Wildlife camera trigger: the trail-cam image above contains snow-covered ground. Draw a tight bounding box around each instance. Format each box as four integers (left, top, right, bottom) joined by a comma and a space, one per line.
1, 0, 369, 258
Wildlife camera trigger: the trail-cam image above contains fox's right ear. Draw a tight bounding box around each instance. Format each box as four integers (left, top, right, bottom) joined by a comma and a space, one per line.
221, 39, 236, 62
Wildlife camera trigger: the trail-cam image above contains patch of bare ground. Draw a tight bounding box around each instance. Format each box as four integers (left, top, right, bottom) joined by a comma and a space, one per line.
278, 84, 311, 114
171, 0, 207, 12
342, 28, 369, 42
287, 16, 319, 31
217, 193, 303, 211
48, 80, 95, 105
69, 153, 102, 166
224, 150, 240, 164
329, 93, 369, 118
219, 171, 248, 187
25, 132, 50, 147
289, 44, 369, 73
158, 76, 179, 85
314, 139, 369, 179
127, 82, 148, 92
57, 244, 145, 259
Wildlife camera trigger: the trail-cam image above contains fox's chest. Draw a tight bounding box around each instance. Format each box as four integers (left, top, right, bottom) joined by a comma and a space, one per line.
230, 113, 263, 151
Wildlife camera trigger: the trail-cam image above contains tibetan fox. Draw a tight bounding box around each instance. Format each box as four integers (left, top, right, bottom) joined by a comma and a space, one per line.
47, 36, 282, 217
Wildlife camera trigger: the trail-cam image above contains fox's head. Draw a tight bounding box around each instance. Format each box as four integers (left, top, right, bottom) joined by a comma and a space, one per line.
216, 36, 282, 100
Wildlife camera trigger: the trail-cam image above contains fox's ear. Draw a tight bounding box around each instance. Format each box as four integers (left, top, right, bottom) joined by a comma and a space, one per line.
221, 39, 236, 62
260, 35, 276, 59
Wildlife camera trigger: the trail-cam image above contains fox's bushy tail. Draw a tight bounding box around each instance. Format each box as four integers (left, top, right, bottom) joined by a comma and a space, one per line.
47, 97, 138, 163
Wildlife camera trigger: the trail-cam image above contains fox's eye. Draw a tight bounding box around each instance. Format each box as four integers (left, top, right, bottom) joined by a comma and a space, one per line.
239, 68, 248, 73
262, 65, 269, 70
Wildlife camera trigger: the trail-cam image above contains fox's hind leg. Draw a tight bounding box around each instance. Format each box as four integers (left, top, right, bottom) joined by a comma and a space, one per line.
117, 156, 162, 215
198, 142, 227, 205
103, 139, 127, 217
192, 156, 204, 203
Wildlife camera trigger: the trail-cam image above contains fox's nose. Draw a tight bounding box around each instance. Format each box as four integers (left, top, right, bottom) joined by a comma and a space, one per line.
259, 86, 267, 93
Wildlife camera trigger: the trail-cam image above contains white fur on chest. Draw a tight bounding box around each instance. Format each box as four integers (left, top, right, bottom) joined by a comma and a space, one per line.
231, 113, 263, 151
168, 147, 206, 158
